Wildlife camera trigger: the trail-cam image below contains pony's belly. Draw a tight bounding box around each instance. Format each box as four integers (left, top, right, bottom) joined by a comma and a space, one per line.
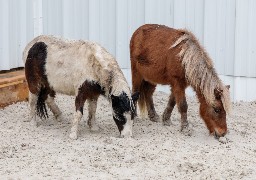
53, 84, 75, 96
48, 78, 76, 96
144, 77, 167, 85
139, 68, 170, 85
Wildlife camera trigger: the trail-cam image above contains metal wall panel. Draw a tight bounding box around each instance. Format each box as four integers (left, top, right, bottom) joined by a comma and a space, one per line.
0, 0, 34, 70
1, 0, 256, 101
235, 0, 256, 77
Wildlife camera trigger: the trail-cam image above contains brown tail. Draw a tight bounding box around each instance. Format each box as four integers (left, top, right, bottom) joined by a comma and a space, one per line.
137, 80, 148, 118
36, 87, 49, 119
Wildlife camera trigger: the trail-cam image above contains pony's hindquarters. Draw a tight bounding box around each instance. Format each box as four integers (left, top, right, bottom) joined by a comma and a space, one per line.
130, 27, 147, 118
25, 41, 50, 120
24, 40, 62, 123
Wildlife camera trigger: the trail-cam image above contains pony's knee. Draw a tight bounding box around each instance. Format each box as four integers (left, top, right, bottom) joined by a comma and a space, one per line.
168, 95, 176, 108
178, 99, 188, 113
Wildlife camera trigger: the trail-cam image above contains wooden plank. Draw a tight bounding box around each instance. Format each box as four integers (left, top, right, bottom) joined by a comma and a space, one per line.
0, 77, 28, 108
0, 75, 25, 86
0, 69, 28, 108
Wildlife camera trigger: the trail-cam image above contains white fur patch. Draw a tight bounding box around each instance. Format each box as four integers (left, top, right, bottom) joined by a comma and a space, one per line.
28, 92, 37, 123
120, 113, 133, 138
69, 111, 83, 140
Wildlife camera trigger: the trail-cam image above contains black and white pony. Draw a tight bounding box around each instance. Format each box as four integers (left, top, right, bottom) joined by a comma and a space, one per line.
23, 35, 139, 140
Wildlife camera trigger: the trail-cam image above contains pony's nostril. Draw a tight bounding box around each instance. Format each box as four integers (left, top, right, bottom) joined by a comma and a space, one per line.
221, 131, 227, 137
214, 131, 219, 139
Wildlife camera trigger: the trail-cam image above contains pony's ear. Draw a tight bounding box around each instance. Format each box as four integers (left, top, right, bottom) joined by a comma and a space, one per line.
214, 88, 223, 100
132, 92, 140, 102
226, 85, 230, 90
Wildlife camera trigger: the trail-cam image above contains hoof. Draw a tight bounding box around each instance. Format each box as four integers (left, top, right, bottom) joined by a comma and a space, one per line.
55, 114, 63, 122
149, 114, 160, 122
30, 120, 40, 127
24, 118, 32, 122
180, 124, 193, 136
69, 132, 78, 140
120, 133, 132, 138
163, 119, 172, 126
90, 124, 100, 132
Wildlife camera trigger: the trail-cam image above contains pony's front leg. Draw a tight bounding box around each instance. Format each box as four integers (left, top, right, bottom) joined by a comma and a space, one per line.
179, 97, 189, 130
70, 110, 83, 140
162, 92, 176, 126
87, 97, 100, 132
173, 87, 191, 134
69, 96, 85, 140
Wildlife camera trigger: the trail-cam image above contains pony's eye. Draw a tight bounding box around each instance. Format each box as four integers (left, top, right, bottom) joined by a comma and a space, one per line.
213, 108, 221, 113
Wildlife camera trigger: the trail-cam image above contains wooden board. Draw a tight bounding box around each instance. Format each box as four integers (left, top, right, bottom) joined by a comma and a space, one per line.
0, 70, 28, 108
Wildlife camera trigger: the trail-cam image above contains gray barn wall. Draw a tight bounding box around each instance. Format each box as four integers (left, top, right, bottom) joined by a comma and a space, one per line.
0, 0, 256, 101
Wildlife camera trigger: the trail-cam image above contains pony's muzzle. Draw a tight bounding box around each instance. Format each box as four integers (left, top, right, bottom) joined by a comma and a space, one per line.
119, 113, 133, 138
120, 125, 133, 138
214, 129, 227, 139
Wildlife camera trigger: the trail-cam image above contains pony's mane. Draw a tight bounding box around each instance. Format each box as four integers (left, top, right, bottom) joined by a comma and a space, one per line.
171, 30, 231, 114
92, 44, 132, 98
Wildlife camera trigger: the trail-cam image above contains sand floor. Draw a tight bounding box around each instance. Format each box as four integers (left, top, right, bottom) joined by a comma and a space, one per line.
0, 92, 256, 179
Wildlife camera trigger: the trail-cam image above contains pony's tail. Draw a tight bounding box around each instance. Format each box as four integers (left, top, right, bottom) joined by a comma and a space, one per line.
36, 87, 48, 119
137, 80, 148, 119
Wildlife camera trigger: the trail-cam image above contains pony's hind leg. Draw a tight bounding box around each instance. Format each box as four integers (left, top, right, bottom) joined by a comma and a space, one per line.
131, 68, 143, 117
143, 81, 159, 122
162, 92, 176, 126
26, 92, 38, 125
46, 94, 63, 122
87, 97, 100, 132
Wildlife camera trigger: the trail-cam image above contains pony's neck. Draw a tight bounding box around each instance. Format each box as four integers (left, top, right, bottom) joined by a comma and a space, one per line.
195, 89, 207, 106
109, 70, 130, 97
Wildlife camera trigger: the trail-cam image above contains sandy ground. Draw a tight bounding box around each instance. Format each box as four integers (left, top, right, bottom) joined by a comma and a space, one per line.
0, 91, 256, 179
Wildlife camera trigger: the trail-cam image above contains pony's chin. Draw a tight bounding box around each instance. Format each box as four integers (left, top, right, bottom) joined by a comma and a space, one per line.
213, 131, 226, 139
120, 126, 133, 138
120, 130, 132, 138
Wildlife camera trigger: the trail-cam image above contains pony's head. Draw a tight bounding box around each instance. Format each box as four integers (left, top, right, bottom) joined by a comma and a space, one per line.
199, 85, 230, 138
111, 92, 139, 137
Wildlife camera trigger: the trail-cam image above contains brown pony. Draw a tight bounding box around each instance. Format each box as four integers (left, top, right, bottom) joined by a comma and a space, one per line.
130, 24, 231, 138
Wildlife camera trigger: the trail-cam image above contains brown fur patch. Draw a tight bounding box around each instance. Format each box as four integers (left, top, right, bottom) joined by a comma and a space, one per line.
75, 80, 104, 114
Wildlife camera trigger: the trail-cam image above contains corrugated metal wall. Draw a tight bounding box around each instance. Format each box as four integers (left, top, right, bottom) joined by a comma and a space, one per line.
0, 0, 34, 70
0, 0, 256, 101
